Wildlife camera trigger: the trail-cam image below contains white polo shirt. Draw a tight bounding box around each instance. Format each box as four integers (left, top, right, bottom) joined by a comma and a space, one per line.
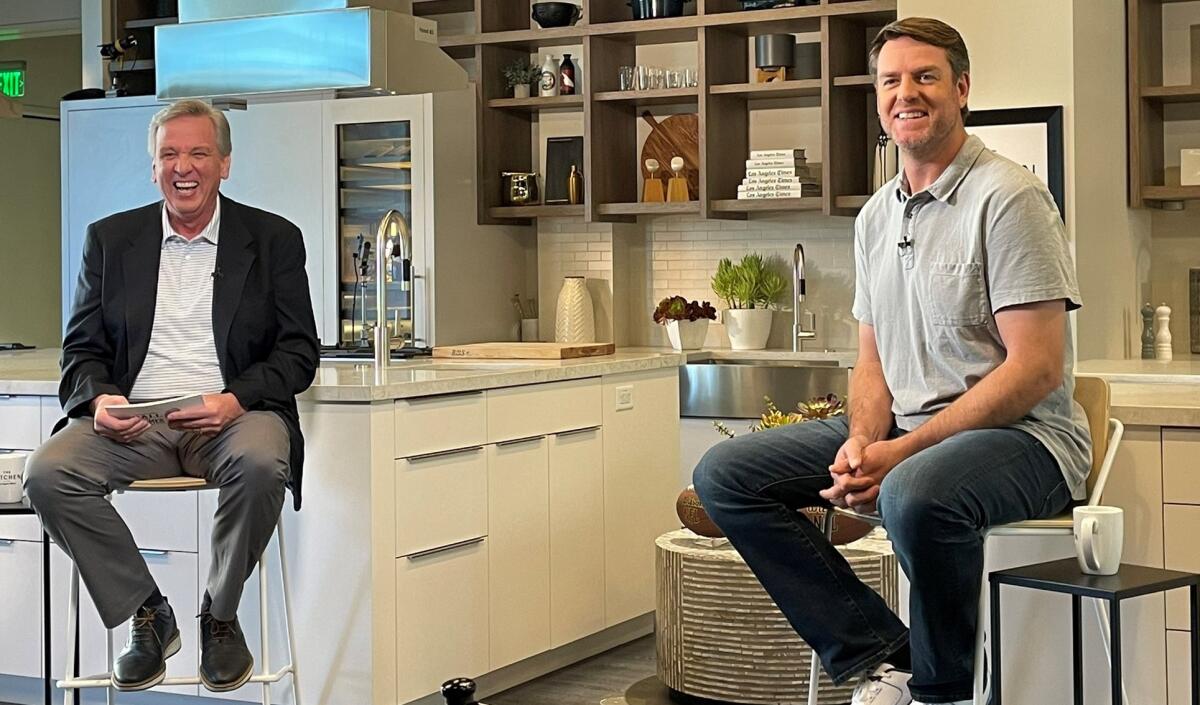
128, 201, 226, 401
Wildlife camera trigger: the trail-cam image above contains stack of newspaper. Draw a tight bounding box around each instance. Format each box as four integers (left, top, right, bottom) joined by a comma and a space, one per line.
737, 148, 821, 199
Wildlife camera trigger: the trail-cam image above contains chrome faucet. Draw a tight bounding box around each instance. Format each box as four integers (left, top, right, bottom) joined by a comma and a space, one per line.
792, 243, 812, 352
374, 209, 413, 375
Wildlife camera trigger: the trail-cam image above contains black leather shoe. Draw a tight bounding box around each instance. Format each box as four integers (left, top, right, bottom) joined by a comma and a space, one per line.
199, 611, 253, 692
112, 599, 180, 691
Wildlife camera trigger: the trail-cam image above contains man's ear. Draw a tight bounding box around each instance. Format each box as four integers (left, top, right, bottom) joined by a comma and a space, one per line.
957, 71, 971, 110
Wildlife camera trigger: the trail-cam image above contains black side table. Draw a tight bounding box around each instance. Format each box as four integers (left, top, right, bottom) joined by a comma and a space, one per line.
0, 498, 51, 705
990, 558, 1200, 705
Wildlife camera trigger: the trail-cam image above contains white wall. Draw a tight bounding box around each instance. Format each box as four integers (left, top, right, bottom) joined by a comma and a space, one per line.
0, 33, 80, 348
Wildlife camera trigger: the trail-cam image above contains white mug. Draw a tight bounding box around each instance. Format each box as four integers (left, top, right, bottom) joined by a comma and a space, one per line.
1073, 505, 1124, 576
0, 451, 28, 504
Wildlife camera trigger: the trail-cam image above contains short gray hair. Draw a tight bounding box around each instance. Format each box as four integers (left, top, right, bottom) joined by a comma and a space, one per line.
147, 99, 232, 158
869, 17, 971, 120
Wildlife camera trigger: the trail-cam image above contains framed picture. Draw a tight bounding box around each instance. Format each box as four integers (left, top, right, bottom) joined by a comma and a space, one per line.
965, 106, 1065, 221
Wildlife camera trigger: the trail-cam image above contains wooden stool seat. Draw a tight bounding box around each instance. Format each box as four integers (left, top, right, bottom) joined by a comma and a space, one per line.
126, 477, 210, 492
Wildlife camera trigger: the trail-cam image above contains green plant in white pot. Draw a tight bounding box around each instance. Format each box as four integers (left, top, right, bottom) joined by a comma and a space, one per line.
503, 59, 540, 98
711, 253, 787, 350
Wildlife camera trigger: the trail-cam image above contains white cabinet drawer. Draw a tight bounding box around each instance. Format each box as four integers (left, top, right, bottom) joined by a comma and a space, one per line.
1164, 429, 1200, 505
396, 538, 489, 704
0, 514, 42, 542
395, 391, 486, 458
486, 378, 601, 443
112, 490, 199, 553
0, 396, 42, 450
395, 447, 487, 557
0, 538, 43, 678
1164, 504, 1200, 630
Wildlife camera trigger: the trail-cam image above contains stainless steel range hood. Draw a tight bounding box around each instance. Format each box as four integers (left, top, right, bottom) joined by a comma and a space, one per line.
155, 0, 467, 100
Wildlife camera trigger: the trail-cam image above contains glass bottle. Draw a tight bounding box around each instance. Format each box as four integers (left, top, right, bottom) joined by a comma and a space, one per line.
559, 54, 576, 95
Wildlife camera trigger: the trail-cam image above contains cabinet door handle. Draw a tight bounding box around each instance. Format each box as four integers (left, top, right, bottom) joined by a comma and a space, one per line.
405, 536, 485, 561
495, 434, 544, 447
554, 425, 600, 438
138, 549, 169, 557
405, 445, 484, 463
0, 538, 15, 546
402, 389, 483, 404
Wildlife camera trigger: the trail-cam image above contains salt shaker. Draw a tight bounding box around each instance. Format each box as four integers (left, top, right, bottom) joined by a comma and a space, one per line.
1141, 302, 1155, 359
1155, 303, 1173, 362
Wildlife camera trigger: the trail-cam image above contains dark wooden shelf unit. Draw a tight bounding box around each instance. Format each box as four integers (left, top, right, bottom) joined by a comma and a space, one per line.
1127, 0, 1200, 206
488, 205, 586, 218
487, 94, 586, 110
463, 0, 895, 223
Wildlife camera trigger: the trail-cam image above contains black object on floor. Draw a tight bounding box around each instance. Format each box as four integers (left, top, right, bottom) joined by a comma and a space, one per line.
990, 558, 1200, 705
0, 498, 51, 705
443, 677, 483, 705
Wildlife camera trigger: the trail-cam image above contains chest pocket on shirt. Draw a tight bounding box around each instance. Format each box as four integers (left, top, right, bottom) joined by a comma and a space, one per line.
927, 261, 989, 326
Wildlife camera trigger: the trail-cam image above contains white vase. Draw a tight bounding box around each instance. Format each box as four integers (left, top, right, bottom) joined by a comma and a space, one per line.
724, 309, 773, 350
555, 276, 595, 343
666, 319, 709, 351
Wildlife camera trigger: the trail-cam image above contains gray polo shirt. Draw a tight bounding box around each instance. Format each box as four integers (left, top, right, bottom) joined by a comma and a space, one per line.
852, 134, 1092, 500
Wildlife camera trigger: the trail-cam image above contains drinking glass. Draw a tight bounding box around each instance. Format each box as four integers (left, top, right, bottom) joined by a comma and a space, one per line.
619, 65, 636, 91
649, 67, 665, 90
683, 67, 698, 87
636, 65, 651, 91
666, 70, 682, 89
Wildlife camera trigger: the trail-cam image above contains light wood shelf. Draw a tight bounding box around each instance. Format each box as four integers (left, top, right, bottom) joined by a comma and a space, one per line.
465, 0, 896, 223
1141, 186, 1200, 203
1140, 85, 1200, 104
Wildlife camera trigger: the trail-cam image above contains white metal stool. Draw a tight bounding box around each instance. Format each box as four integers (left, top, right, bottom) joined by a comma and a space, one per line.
59, 477, 301, 705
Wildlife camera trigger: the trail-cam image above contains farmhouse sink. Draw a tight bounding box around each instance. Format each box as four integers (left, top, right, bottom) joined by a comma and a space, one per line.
680, 359, 851, 418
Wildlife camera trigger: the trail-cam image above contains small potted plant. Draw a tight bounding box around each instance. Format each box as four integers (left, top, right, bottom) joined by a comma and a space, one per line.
653, 296, 716, 351
503, 59, 540, 98
710, 253, 787, 350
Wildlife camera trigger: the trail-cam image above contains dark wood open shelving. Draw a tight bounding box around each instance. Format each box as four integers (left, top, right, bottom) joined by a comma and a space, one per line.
446, 0, 896, 223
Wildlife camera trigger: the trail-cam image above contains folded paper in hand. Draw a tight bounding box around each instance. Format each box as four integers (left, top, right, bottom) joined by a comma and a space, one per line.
106, 394, 205, 428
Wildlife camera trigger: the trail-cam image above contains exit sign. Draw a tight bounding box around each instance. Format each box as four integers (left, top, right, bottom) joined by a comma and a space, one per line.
0, 62, 26, 98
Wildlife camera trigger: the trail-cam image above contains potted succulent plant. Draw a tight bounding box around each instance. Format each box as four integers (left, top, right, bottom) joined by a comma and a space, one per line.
710, 253, 787, 350
653, 296, 717, 351
503, 59, 540, 98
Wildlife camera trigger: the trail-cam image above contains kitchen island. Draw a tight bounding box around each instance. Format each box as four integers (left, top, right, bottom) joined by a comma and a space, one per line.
0, 348, 683, 705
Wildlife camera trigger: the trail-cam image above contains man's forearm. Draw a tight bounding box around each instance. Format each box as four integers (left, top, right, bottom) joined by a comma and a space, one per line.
847, 360, 894, 442
896, 359, 1058, 456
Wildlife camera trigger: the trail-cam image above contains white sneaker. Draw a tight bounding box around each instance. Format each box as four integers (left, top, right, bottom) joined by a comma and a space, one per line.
850, 663, 912, 705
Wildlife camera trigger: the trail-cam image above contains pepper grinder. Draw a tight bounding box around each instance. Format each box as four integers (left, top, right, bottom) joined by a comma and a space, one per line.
442, 678, 480, 705
1155, 302, 1173, 362
1141, 302, 1155, 359
642, 158, 665, 202
667, 156, 690, 202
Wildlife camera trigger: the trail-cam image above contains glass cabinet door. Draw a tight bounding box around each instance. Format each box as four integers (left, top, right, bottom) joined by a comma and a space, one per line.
337, 119, 415, 349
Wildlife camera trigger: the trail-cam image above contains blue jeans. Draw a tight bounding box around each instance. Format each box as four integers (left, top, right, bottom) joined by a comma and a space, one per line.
692, 415, 1072, 704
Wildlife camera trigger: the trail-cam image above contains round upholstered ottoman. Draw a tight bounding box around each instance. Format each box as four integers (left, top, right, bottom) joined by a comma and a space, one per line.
655, 529, 899, 704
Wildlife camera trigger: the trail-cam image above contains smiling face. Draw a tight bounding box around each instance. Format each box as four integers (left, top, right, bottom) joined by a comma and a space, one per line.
875, 36, 970, 161
151, 114, 230, 231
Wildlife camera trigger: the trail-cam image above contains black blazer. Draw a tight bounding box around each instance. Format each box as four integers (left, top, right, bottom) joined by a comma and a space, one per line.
58, 195, 320, 510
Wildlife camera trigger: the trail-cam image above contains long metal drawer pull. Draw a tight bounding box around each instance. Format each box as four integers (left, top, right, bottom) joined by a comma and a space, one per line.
138, 549, 169, 557
402, 390, 483, 404
0, 538, 14, 546
495, 434, 544, 447
406, 536, 485, 561
406, 445, 484, 463
555, 425, 601, 438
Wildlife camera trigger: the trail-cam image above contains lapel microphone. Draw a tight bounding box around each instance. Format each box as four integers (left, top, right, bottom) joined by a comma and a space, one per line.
897, 236, 913, 252
211, 267, 223, 280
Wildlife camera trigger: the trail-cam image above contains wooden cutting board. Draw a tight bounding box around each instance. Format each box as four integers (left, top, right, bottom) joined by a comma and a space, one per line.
433, 342, 616, 359
640, 112, 699, 200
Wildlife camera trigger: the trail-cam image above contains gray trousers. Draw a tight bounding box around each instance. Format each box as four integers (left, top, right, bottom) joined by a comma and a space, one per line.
24, 412, 289, 629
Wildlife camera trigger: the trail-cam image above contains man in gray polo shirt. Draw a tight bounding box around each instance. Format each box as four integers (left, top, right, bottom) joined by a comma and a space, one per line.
694, 17, 1089, 705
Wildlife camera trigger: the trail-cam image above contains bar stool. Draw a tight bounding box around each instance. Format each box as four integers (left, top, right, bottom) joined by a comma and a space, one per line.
58, 477, 301, 705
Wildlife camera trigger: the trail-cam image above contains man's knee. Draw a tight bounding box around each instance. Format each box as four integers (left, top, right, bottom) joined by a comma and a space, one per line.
878, 472, 948, 544
22, 442, 73, 510
692, 439, 750, 507
224, 444, 287, 494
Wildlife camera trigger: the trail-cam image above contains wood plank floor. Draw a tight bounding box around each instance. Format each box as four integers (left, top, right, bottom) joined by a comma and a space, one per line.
486, 635, 675, 705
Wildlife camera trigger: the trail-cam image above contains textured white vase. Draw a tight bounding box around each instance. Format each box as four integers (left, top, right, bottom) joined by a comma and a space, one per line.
555, 276, 595, 343
724, 308, 773, 350
666, 319, 709, 351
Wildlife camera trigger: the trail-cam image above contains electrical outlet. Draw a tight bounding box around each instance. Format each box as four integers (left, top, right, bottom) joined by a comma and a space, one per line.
615, 385, 634, 411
